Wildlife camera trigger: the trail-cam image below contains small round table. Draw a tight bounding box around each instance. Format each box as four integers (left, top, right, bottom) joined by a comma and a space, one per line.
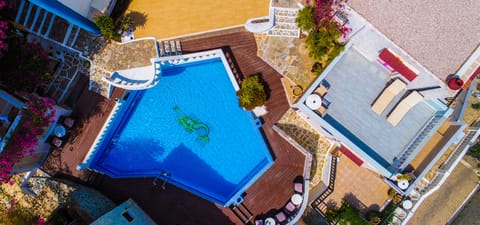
264, 217, 275, 225
397, 180, 409, 190
291, 193, 303, 206
54, 125, 67, 138
306, 94, 322, 110
402, 200, 413, 210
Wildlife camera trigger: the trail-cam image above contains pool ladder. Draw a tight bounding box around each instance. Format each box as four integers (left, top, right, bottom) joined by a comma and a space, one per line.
229, 201, 253, 225
153, 171, 170, 190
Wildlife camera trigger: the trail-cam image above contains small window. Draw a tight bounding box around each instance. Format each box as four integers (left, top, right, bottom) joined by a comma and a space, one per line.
122, 211, 135, 223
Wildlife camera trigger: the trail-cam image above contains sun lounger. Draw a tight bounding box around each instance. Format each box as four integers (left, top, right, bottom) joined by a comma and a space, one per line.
315, 105, 328, 117
284, 201, 296, 214
294, 182, 303, 194
314, 84, 328, 97
254, 219, 264, 225
371, 79, 407, 115
387, 91, 423, 126
275, 211, 287, 224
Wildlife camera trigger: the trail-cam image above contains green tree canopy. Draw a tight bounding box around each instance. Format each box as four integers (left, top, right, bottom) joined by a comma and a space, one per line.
295, 6, 316, 32
305, 21, 343, 65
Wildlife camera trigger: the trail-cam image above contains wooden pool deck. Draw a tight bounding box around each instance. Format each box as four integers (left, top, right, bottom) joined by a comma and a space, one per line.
42, 30, 305, 224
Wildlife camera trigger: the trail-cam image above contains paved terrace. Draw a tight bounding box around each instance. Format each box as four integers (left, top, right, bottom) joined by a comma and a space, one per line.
318, 155, 390, 215
42, 31, 306, 225
89, 39, 158, 97
348, 0, 480, 80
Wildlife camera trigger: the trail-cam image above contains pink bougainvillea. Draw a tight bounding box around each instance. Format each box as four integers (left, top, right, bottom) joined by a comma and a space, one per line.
0, 0, 12, 58
0, 95, 56, 182
37, 217, 52, 225
0, 20, 9, 58
315, 0, 351, 37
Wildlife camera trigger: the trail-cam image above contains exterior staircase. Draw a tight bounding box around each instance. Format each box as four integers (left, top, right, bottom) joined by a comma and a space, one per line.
311, 156, 338, 215
267, 8, 300, 38
158, 40, 182, 57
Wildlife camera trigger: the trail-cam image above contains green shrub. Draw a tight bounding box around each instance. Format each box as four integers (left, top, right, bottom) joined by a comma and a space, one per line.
469, 142, 480, 160
295, 6, 316, 32
388, 188, 396, 199
0, 206, 37, 225
94, 16, 120, 41
118, 15, 132, 32
325, 202, 369, 225
311, 62, 324, 75
48, 207, 73, 225
472, 103, 480, 110
236, 75, 267, 110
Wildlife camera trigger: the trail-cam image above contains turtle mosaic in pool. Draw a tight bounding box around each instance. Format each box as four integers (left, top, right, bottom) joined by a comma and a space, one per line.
174, 106, 210, 144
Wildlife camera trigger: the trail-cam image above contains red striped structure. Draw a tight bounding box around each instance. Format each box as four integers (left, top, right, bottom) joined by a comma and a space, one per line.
339, 145, 363, 166
378, 48, 418, 82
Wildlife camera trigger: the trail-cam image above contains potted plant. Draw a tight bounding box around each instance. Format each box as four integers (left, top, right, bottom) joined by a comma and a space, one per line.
94, 16, 120, 41
396, 173, 412, 181
118, 14, 132, 33
236, 74, 267, 110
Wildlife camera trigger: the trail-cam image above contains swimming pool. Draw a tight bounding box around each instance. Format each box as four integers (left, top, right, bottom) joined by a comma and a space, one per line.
82, 50, 274, 206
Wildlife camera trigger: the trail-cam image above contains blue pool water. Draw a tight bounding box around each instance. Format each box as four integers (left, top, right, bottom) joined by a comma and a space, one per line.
89, 57, 273, 206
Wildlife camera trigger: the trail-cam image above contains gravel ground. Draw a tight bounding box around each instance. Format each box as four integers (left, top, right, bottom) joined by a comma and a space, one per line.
407, 157, 479, 225
452, 187, 480, 225
348, 0, 480, 79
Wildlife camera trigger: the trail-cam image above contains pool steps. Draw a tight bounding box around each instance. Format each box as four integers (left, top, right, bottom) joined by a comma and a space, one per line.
102, 60, 161, 90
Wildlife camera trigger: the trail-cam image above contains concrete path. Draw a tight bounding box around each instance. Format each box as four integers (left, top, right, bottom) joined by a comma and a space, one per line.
451, 187, 480, 225
408, 156, 478, 225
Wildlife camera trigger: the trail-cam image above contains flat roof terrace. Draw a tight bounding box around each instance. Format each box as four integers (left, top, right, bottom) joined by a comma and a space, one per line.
127, 0, 270, 39
320, 47, 435, 165
348, 0, 480, 80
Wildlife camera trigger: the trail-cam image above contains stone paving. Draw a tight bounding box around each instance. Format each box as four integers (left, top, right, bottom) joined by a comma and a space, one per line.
28, 34, 90, 103
46, 51, 90, 102
255, 34, 317, 93
0, 170, 115, 221
73, 30, 106, 58
89, 39, 158, 97
277, 109, 331, 187
271, 0, 301, 8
